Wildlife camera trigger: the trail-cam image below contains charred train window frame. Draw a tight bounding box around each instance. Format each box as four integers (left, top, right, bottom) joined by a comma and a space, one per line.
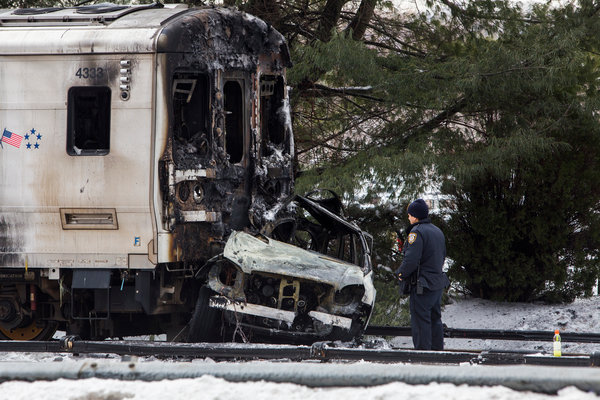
260, 75, 286, 154
172, 73, 210, 157
67, 86, 111, 156
223, 79, 245, 164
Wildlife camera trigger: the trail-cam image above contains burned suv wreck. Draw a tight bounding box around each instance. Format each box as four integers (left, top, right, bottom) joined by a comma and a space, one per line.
189, 192, 375, 343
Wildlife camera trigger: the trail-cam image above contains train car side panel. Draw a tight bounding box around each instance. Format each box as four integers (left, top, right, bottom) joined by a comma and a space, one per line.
0, 54, 155, 268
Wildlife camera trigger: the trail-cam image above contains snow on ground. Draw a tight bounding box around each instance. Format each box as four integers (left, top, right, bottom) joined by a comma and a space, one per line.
0, 375, 597, 400
2, 296, 600, 399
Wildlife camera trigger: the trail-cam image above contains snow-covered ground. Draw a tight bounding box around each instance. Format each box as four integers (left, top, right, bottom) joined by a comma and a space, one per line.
1, 296, 600, 399
0, 375, 596, 400
0, 375, 598, 400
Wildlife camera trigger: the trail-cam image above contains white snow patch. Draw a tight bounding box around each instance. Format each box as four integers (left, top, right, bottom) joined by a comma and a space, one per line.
0, 375, 597, 400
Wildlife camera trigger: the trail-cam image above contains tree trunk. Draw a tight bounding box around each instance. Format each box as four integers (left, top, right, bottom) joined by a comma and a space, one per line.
316, 0, 349, 42
346, 0, 376, 40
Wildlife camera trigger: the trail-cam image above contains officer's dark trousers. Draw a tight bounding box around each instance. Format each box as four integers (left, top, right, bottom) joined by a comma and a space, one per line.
409, 287, 444, 350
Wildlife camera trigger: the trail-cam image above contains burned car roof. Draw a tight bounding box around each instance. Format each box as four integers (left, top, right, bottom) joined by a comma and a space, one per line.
292, 194, 366, 236
264, 192, 373, 275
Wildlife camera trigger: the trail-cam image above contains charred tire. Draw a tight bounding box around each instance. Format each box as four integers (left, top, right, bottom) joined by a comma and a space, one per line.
328, 321, 363, 343
187, 285, 220, 343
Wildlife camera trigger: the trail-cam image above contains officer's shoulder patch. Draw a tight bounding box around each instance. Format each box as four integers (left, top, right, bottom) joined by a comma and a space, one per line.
407, 232, 417, 244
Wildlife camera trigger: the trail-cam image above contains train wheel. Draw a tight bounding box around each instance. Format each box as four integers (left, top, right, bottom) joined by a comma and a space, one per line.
0, 320, 57, 340
187, 285, 220, 342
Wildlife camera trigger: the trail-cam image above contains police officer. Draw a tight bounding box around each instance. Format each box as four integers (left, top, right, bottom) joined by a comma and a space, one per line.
395, 199, 449, 350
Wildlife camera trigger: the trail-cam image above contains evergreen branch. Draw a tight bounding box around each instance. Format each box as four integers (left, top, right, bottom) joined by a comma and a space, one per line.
446, 118, 486, 136
363, 40, 425, 58
315, 141, 361, 153
296, 111, 386, 155
581, 48, 600, 57
478, 65, 549, 77
394, 97, 469, 145
584, 2, 600, 18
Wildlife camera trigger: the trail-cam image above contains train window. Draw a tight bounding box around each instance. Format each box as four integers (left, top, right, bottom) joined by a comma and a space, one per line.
67, 86, 111, 156
260, 75, 286, 155
224, 80, 244, 164
172, 74, 209, 157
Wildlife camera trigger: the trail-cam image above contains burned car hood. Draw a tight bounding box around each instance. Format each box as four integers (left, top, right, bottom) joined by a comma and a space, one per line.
224, 231, 366, 291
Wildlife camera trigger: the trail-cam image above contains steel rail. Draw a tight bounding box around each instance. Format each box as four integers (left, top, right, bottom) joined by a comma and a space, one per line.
365, 325, 600, 343
0, 337, 598, 367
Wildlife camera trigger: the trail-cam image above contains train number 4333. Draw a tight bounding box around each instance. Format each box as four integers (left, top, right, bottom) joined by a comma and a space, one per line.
76, 67, 104, 79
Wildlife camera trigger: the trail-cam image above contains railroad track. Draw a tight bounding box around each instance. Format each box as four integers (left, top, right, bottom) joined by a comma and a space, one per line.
365, 325, 600, 343
0, 329, 598, 367
1, 327, 599, 393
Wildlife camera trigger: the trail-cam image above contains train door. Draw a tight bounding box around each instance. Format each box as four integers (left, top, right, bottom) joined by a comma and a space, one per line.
160, 68, 256, 264
222, 74, 252, 230
223, 78, 245, 166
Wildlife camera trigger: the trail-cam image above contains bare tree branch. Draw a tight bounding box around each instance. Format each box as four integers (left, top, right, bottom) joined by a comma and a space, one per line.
299, 83, 385, 102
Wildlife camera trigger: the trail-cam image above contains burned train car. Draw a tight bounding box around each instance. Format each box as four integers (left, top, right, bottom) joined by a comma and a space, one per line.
0, 3, 374, 342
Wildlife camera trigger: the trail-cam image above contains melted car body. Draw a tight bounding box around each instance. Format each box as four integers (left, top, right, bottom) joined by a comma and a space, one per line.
204, 193, 375, 343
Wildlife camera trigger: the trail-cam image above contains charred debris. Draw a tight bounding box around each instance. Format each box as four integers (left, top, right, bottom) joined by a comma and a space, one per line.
192, 191, 376, 344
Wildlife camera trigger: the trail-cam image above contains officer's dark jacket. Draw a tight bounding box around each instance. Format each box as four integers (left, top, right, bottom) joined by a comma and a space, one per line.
396, 218, 448, 291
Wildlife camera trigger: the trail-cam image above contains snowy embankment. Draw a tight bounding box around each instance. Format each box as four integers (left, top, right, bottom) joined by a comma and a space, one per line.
0, 375, 595, 400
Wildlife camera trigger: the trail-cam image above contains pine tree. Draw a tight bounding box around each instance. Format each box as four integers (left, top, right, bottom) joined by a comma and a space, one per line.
432, 1, 600, 301
293, 0, 600, 302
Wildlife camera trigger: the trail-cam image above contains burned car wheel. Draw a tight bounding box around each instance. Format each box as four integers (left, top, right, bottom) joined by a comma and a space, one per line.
187, 285, 221, 342
328, 321, 363, 342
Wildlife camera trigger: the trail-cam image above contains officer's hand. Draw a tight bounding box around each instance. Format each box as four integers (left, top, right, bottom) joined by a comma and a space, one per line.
397, 273, 403, 281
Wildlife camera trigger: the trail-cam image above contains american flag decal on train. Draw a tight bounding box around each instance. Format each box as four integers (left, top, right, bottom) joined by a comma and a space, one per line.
1, 128, 23, 148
